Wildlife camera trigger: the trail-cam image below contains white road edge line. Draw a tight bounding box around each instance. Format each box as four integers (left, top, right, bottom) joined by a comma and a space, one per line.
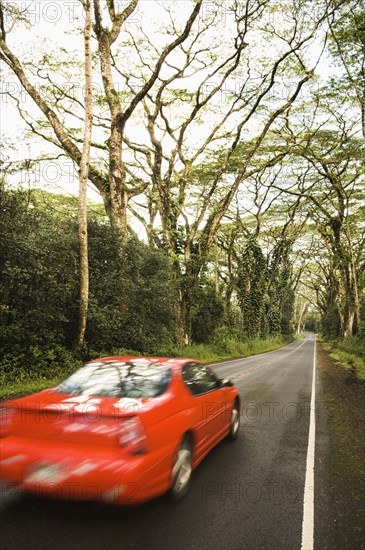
301, 335, 316, 550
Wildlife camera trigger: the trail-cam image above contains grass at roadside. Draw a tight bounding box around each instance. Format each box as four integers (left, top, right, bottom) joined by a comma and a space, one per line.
0, 378, 64, 400
319, 335, 365, 380
156, 335, 297, 363
0, 335, 297, 400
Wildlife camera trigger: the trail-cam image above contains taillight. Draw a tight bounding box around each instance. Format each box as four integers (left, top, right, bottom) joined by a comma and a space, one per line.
0, 407, 15, 438
118, 417, 147, 454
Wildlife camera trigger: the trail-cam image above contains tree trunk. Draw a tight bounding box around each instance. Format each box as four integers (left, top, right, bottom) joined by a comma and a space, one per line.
172, 255, 201, 346
339, 262, 358, 338
74, 0, 93, 353
343, 310, 355, 338
296, 300, 308, 335
224, 280, 235, 326
175, 297, 189, 346
171, 258, 189, 345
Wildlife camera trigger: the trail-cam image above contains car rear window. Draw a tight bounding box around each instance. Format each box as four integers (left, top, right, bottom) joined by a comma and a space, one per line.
56, 360, 172, 398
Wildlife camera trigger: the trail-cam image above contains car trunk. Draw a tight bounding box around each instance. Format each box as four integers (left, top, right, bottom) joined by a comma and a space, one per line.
6, 392, 149, 447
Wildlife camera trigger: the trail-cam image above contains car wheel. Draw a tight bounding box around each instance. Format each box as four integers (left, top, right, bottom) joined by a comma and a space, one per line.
169, 436, 192, 502
229, 400, 240, 440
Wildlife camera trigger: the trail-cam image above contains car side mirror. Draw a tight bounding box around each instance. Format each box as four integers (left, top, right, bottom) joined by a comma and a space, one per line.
219, 378, 233, 387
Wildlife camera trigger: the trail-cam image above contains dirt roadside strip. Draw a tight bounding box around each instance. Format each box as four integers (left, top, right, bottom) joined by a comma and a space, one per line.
315, 342, 365, 550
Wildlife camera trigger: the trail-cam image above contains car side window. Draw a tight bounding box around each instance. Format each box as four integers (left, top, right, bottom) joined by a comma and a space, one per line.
181, 363, 220, 395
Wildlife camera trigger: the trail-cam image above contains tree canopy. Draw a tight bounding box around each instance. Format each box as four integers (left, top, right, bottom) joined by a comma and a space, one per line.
0, 0, 364, 366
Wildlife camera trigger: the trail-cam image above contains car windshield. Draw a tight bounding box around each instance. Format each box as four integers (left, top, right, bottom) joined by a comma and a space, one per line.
56, 360, 172, 398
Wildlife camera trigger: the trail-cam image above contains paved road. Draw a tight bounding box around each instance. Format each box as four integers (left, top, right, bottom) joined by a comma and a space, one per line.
1, 335, 322, 550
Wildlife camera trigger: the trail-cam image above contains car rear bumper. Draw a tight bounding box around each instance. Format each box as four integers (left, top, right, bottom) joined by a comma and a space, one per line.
0, 436, 174, 504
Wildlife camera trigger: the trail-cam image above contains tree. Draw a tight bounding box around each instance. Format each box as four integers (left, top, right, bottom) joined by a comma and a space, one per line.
0, 0, 204, 241
283, 125, 364, 337
327, 2, 365, 139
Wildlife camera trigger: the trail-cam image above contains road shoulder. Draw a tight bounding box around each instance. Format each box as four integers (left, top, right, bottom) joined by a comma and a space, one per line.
315, 342, 365, 550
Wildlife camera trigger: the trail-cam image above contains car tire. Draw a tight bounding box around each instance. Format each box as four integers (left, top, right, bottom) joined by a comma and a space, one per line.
228, 400, 240, 440
169, 436, 193, 502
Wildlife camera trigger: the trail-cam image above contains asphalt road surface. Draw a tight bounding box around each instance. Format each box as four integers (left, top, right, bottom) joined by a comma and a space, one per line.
0, 334, 354, 550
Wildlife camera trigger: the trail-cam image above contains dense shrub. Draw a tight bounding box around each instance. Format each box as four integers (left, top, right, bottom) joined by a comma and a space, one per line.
0, 185, 79, 354
0, 346, 80, 385
86, 224, 176, 351
191, 283, 224, 343
0, 185, 176, 378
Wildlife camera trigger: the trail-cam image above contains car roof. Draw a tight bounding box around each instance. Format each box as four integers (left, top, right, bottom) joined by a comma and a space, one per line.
90, 356, 202, 369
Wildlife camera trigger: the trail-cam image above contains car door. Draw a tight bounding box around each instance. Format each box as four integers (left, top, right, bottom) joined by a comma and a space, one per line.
181, 363, 226, 458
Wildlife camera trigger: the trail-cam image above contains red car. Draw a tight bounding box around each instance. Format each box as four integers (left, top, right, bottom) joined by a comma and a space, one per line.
0, 357, 240, 504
